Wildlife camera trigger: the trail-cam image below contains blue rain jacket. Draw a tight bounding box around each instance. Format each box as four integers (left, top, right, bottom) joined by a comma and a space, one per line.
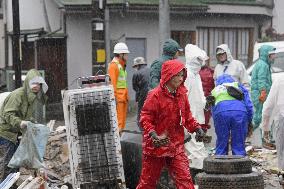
212, 74, 253, 122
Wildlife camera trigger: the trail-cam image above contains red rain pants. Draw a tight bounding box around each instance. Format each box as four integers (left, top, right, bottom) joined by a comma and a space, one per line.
136, 152, 195, 189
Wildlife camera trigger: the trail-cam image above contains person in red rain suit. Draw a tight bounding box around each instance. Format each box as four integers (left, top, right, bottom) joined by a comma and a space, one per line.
199, 60, 215, 132
136, 59, 205, 189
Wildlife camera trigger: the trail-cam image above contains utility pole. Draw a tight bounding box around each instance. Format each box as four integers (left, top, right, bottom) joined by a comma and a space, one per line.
92, 0, 107, 75
12, 0, 21, 88
105, 6, 111, 63
159, 0, 170, 55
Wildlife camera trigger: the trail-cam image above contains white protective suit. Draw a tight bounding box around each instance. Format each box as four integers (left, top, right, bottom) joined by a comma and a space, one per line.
261, 78, 284, 169
184, 44, 208, 169
214, 44, 250, 89
184, 46, 207, 124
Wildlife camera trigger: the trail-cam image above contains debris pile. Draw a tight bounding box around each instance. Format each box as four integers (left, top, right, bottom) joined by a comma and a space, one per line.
43, 125, 72, 188
44, 125, 70, 179
246, 146, 283, 188
16, 123, 72, 188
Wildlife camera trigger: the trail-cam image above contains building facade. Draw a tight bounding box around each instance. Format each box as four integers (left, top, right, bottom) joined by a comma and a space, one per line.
0, 0, 275, 103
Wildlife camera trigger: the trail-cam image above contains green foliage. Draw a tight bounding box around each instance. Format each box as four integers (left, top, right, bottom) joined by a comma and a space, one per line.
259, 27, 284, 42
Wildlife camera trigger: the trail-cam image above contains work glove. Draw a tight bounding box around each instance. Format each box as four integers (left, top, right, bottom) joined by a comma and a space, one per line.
20, 121, 29, 129
195, 128, 205, 142
259, 90, 267, 103
149, 131, 169, 148
184, 134, 192, 143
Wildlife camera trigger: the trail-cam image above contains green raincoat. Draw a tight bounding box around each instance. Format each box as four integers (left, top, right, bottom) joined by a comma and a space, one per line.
251, 45, 275, 128
149, 39, 182, 89
0, 69, 48, 144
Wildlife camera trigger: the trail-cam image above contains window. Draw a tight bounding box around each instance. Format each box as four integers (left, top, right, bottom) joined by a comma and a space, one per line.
171, 31, 196, 56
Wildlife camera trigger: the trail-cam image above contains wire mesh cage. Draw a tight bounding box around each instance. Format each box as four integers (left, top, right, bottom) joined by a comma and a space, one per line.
62, 84, 126, 189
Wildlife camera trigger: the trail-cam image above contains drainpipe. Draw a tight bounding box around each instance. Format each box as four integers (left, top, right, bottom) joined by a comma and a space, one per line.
4, 24, 8, 68
34, 40, 38, 69
63, 9, 66, 34
105, 5, 110, 63
12, 0, 22, 88
42, 0, 51, 32
159, 0, 170, 55
3, 0, 8, 68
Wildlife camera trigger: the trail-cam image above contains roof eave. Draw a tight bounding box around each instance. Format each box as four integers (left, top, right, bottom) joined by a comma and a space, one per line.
62, 3, 208, 14
205, 2, 274, 9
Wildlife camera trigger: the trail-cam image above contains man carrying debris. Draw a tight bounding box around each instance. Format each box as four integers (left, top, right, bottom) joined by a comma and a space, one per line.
108, 42, 129, 134
136, 59, 205, 189
0, 69, 48, 181
149, 38, 183, 89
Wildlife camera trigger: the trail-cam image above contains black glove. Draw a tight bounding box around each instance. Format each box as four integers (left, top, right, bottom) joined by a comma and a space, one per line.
205, 95, 215, 110
149, 131, 169, 148
184, 135, 192, 143
195, 128, 205, 142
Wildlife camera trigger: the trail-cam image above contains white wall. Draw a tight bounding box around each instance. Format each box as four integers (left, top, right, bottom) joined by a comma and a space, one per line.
5, 0, 62, 66
66, 14, 92, 88
6, 0, 61, 32
273, 0, 284, 33
110, 12, 159, 65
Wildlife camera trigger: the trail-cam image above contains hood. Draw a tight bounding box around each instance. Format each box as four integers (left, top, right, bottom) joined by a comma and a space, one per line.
185, 44, 206, 74
23, 69, 48, 94
215, 74, 236, 86
162, 39, 182, 58
160, 59, 187, 86
23, 69, 48, 103
216, 44, 233, 63
258, 45, 276, 64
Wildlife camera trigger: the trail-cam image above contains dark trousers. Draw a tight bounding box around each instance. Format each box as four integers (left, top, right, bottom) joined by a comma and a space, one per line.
137, 100, 145, 131
0, 137, 18, 182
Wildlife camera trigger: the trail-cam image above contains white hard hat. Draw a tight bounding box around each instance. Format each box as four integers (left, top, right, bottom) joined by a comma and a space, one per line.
113, 42, 130, 54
